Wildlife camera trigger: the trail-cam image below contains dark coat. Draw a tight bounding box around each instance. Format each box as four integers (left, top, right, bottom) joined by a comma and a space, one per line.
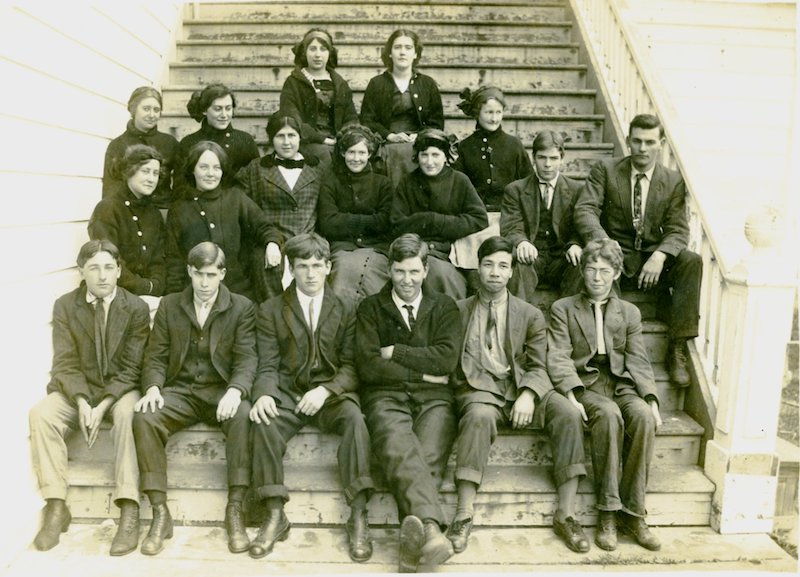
573, 157, 689, 277
279, 68, 358, 144
547, 292, 658, 402
254, 283, 358, 407
500, 172, 582, 253
317, 165, 393, 254
88, 188, 167, 296
142, 284, 257, 404
102, 120, 179, 208
453, 126, 532, 211
47, 286, 150, 405
360, 70, 444, 138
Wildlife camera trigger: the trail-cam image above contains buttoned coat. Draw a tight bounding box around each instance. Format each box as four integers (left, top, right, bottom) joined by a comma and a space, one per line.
573, 157, 689, 277
141, 284, 257, 404
500, 172, 582, 253
47, 286, 150, 405
359, 70, 444, 138
253, 283, 358, 408
547, 292, 658, 401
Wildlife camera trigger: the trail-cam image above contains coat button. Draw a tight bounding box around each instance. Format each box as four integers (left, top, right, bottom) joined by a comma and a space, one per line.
200, 211, 206, 216
124, 200, 131, 207
486, 178, 492, 184
295, 395, 301, 402
418, 106, 423, 111
137, 231, 143, 237
142, 245, 147, 251
209, 223, 216, 229
132, 215, 138, 221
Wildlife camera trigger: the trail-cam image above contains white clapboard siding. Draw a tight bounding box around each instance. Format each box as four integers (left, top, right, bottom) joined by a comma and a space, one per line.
0, 174, 101, 228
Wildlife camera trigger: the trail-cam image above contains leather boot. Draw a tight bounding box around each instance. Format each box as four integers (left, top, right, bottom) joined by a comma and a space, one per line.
345, 508, 372, 562
420, 520, 453, 565
249, 508, 290, 559
140, 503, 173, 556
619, 513, 661, 551
33, 499, 71, 551
225, 501, 250, 553
668, 339, 690, 387
110, 500, 140, 556
595, 510, 617, 551
398, 515, 424, 573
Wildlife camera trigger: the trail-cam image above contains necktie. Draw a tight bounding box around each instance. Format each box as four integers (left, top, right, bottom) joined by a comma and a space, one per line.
274, 155, 305, 169
633, 173, 645, 250
541, 183, 551, 210
94, 298, 108, 375
593, 301, 607, 355
308, 298, 319, 369
403, 304, 416, 331
486, 300, 497, 350
197, 301, 211, 329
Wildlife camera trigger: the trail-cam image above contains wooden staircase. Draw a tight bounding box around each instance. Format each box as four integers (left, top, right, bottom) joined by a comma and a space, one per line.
65, 0, 713, 536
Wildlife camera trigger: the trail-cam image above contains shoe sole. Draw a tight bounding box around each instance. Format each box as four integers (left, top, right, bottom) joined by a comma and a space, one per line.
140, 527, 173, 556
33, 513, 72, 552
248, 524, 290, 559
421, 541, 453, 565
398, 516, 425, 573
618, 525, 661, 551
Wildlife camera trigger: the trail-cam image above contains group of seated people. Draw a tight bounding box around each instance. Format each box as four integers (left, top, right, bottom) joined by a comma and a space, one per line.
28, 25, 703, 573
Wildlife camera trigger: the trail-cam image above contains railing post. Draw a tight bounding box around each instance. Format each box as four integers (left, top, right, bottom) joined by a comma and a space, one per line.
703, 205, 797, 533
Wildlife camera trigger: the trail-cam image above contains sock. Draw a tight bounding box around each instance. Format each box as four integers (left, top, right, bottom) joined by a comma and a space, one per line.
147, 490, 166, 506
228, 485, 246, 504
455, 481, 477, 520
350, 490, 368, 512
266, 497, 284, 512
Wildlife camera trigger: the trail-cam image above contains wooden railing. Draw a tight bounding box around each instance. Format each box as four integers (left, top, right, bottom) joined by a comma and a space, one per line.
569, 0, 746, 405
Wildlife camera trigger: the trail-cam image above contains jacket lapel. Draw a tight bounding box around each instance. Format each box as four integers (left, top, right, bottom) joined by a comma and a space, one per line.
615, 159, 634, 226
644, 163, 665, 226
604, 295, 625, 349
522, 177, 541, 234
573, 296, 597, 354
283, 288, 311, 353
207, 286, 232, 358
105, 291, 130, 362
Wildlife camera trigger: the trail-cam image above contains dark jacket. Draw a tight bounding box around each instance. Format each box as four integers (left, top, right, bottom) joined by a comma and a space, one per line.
360, 70, 444, 138
47, 286, 150, 405
142, 284, 257, 404
102, 120, 179, 209
317, 164, 393, 254
254, 283, 358, 406
453, 126, 532, 211
279, 68, 358, 144
88, 187, 167, 296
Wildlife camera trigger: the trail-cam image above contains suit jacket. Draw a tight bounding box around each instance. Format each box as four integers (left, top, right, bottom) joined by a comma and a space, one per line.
356, 284, 461, 401
547, 292, 658, 402
142, 284, 257, 403
47, 286, 150, 405
573, 157, 689, 276
500, 172, 582, 251
253, 283, 358, 407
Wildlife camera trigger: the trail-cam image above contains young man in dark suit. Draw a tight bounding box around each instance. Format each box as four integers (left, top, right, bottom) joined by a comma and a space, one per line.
356, 233, 460, 573
29, 240, 150, 555
500, 129, 584, 303
573, 114, 702, 386
133, 241, 257, 556
248, 233, 374, 562
447, 236, 588, 554
548, 238, 662, 552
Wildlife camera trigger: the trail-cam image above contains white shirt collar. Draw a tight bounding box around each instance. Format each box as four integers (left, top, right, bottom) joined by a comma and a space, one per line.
391, 289, 423, 316
296, 287, 324, 311
86, 287, 117, 306
534, 168, 559, 189
194, 290, 219, 310
632, 165, 656, 182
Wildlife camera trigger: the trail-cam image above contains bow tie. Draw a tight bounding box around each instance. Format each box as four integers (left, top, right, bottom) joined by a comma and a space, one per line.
274, 156, 305, 169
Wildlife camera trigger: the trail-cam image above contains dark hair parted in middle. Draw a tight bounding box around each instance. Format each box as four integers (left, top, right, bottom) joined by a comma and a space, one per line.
388, 233, 429, 267
477, 235, 516, 267
266, 113, 303, 141
284, 232, 331, 265
187, 241, 226, 270
181, 141, 230, 189
531, 129, 566, 158
186, 83, 237, 122
77, 239, 121, 268
291, 28, 339, 69
113, 144, 163, 181
412, 128, 458, 165
381, 29, 423, 70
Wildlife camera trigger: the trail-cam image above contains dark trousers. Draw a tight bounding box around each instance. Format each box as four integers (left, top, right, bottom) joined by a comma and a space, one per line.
454, 392, 587, 488
251, 396, 374, 504
621, 249, 702, 340
133, 388, 252, 494
509, 252, 584, 305
363, 391, 457, 526
576, 371, 655, 518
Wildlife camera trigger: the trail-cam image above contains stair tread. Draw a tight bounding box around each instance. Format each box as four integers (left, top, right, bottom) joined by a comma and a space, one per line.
162, 85, 600, 96
160, 111, 606, 121
169, 61, 589, 71
177, 39, 582, 48
186, 19, 574, 27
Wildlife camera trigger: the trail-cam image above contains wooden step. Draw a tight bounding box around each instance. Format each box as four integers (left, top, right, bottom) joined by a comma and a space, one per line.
161, 87, 599, 116
67, 410, 700, 469
65, 463, 713, 526
175, 40, 581, 67
167, 62, 588, 91
183, 2, 569, 23
183, 22, 575, 45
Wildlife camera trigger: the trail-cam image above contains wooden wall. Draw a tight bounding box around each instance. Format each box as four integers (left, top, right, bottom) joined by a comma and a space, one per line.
0, 3, 180, 563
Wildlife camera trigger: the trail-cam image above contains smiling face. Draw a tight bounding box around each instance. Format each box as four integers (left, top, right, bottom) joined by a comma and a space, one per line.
305, 38, 330, 72
390, 35, 417, 72
343, 140, 370, 174
533, 146, 563, 182
127, 159, 160, 198
627, 126, 664, 172
205, 94, 233, 130
390, 256, 428, 303
193, 149, 223, 192
132, 96, 161, 132
418, 146, 446, 177
478, 250, 513, 297
582, 256, 620, 301
477, 98, 504, 132
80, 250, 121, 300
188, 264, 226, 303
273, 125, 301, 159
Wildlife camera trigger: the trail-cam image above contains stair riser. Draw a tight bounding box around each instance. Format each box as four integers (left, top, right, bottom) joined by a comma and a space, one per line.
176, 43, 580, 67
65, 485, 712, 526
185, 4, 567, 22
168, 65, 587, 91
162, 89, 598, 116
183, 24, 574, 45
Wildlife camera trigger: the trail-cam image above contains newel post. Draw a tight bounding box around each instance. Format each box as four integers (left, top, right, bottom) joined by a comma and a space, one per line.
703, 205, 797, 533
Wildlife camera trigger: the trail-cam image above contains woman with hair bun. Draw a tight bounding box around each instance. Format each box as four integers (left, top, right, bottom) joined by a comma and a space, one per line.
391, 128, 488, 299
317, 124, 393, 303
175, 83, 260, 192
102, 86, 178, 209
237, 113, 323, 299
90, 144, 167, 306
165, 141, 281, 301
360, 29, 444, 187
279, 28, 358, 167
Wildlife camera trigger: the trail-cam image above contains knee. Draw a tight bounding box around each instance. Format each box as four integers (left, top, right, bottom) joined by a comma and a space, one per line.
592, 403, 624, 432
626, 404, 656, 435
677, 250, 702, 273
459, 405, 497, 434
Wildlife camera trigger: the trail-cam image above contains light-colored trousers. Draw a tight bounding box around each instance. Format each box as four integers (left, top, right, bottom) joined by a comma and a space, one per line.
29, 390, 140, 505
